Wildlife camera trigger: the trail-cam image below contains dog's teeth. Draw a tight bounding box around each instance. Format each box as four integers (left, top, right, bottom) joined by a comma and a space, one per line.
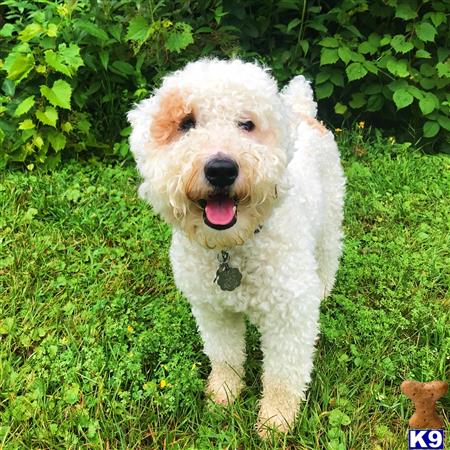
233, 206, 237, 214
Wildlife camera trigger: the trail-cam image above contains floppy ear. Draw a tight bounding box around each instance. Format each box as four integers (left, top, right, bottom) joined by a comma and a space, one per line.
280, 75, 317, 118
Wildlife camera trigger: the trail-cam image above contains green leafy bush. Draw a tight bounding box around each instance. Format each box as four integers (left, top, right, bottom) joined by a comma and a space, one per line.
0, 0, 449, 168
0, 0, 195, 168
197, 0, 450, 152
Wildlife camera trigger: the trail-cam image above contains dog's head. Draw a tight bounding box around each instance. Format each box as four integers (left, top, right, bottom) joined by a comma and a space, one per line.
128, 59, 292, 249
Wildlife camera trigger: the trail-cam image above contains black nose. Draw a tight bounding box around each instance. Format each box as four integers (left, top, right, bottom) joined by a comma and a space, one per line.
204, 158, 239, 188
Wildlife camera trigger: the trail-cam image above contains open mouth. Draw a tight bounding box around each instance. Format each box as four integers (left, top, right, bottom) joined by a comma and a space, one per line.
199, 195, 237, 230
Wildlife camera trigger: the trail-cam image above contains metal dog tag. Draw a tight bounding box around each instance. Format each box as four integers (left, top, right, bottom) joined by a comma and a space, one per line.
214, 251, 242, 291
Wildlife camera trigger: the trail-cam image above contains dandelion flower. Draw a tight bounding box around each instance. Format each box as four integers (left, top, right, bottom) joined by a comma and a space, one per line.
358, 121, 365, 129
335, 128, 343, 133
127, 325, 134, 333
160, 379, 167, 388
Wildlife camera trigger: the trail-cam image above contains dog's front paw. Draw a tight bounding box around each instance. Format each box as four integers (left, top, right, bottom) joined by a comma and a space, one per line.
256, 386, 301, 437
205, 363, 243, 405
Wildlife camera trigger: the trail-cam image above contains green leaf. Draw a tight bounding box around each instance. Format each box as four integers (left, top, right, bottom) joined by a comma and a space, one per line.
419, 93, 437, 115
3, 53, 34, 82
126, 16, 150, 42
349, 93, 366, 109
358, 41, 377, 54
380, 34, 391, 46
418, 98, 434, 115
420, 63, 434, 77
58, 44, 84, 71
47, 23, 58, 37
18, 119, 35, 130
319, 37, 339, 48
393, 89, 413, 109
61, 122, 73, 133
334, 103, 347, 114
391, 35, 414, 53
45, 50, 71, 76
406, 85, 424, 99
416, 49, 431, 59
45, 44, 83, 77
419, 77, 435, 90
74, 20, 109, 41
64, 383, 80, 405
437, 48, 450, 63
18, 23, 43, 41
165, 23, 194, 53
287, 18, 301, 32
426, 12, 446, 28
338, 47, 352, 65
99, 50, 109, 70
329, 409, 351, 427
298, 39, 309, 55
386, 59, 409, 77
40, 80, 72, 110
320, 48, 339, 66
437, 115, 450, 131
110, 61, 135, 77
363, 60, 379, 75
77, 118, 91, 134
316, 71, 331, 84
395, 3, 418, 20
346, 63, 368, 81
367, 95, 384, 112
14, 96, 35, 117
315, 82, 333, 100
436, 62, 450, 78
423, 120, 440, 137
364, 83, 382, 95
36, 107, 58, 127
416, 22, 437, 42
47, 130, 67, 151
330, 71, 344, 87
0, 23, 15, 37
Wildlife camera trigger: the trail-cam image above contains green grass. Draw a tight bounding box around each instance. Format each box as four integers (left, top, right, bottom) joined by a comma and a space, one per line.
0, 134, 449, 449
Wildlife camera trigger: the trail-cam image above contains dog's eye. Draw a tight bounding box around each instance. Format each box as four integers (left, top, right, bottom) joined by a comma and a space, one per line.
179, 114, 196, 132
238, 120, 255, 132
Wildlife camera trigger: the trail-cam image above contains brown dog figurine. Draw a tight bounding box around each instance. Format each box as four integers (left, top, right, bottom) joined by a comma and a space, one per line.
401, 380, 448, 429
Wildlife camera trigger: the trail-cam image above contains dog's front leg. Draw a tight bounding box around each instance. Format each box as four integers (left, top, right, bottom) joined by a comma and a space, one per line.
192, 305, 246, 405
256, 292, 321, 436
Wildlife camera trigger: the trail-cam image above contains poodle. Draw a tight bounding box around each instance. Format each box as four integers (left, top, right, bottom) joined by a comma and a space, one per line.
127, 58, 345, 435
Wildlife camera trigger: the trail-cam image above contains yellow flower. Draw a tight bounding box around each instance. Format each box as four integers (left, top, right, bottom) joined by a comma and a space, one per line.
160, 379, 167, 388
335, 128, 343, 133
388, 136, 396, 144
127, 325, 134, 333
358, 121, 365, 129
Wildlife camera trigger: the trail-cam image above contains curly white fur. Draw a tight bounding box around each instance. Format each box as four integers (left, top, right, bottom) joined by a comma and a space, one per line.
128, 58, 345, 435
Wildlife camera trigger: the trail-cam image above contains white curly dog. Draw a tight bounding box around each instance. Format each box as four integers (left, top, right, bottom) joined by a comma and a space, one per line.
128, 58, 345, 435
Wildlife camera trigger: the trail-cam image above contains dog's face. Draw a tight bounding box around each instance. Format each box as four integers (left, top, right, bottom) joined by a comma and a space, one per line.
128, 59, 288, 249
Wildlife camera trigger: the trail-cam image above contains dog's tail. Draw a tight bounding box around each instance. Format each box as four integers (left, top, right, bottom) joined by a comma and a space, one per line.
280, 75, 317, 118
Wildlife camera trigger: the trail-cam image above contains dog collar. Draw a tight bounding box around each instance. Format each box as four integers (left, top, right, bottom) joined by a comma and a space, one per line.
214, 225, 263, 291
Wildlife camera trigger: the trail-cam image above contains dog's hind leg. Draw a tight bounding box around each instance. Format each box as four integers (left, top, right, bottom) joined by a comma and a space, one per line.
192, 305, 246, 405
316, 217, 344, 298
315, 133, 346, 298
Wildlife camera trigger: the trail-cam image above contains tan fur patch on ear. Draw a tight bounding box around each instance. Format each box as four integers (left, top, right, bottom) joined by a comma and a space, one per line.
298, 112, 328, 135
151, 90, 192, 145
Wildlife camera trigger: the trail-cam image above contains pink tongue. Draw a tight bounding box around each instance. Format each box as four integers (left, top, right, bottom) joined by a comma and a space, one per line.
205, 197, 235, 225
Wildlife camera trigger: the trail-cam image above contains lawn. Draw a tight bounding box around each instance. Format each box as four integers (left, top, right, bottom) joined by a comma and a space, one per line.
0, 134, 449, 449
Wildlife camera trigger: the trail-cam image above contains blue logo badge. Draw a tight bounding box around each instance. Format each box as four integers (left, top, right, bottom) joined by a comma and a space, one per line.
408, 429, 445, 449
